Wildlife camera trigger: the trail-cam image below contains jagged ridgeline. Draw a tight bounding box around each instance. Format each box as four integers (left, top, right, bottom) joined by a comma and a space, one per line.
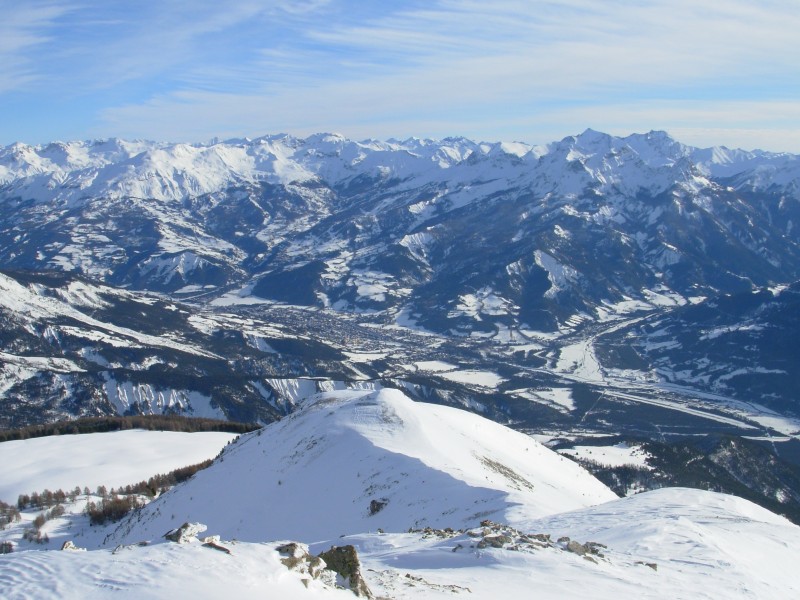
1, 131, 799, 331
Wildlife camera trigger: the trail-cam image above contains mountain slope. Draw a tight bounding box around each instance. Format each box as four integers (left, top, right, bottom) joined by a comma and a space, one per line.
0, 268, 402, 427
529, 487, 800, 599
108, 388, 616, 545
4, 130, 800, 524
596, 282, 800, 416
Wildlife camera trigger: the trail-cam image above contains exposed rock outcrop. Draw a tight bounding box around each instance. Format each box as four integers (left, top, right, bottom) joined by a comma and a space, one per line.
164, 522, 207, 544
276, 541, 373, 597
317, 545, 373, 598
60, 540, 86, 551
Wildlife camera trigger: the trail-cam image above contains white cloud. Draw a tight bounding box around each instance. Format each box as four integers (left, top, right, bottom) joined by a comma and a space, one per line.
96, 0, 799, 149
4, 1, 800, 150
2, 1, 336, 92
0, 2, 72, 93
97, 88, 800, 152
308, 0, 800, 78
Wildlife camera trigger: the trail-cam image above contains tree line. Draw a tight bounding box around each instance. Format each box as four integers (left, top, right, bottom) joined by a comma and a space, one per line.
0, 414, 260, 443
14, 457, 217, 531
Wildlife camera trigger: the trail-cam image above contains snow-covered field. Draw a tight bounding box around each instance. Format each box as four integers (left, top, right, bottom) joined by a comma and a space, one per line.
438, 369, 505, 388
0, 430, 237, 502
512, 387, 575, 413
413, 360, 457, 372
558, 442, 651, 469
2, 390, 799, 599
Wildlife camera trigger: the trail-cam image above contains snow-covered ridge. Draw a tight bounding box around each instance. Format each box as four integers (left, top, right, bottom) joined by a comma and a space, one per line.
3, 128, 798, 332
0, 272, 216, 359
108, 388, 616, 545
1, 129, 797, 204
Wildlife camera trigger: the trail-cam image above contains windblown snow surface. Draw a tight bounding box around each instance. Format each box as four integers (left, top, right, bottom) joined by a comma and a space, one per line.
2, 389, 800, 598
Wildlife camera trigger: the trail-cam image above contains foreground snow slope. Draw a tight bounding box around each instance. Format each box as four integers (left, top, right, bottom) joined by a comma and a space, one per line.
0, 430, 238, 502
3, 390, 800, 599
347, 487, 800, 599
528, 488, 800, 599
0, 541, 354, 600
3, 488, 798, 599
109, 388, 616, 545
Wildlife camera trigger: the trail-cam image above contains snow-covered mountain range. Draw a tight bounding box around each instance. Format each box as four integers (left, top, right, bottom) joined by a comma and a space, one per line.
2, 130, 799, 331
3, 129, 800, 528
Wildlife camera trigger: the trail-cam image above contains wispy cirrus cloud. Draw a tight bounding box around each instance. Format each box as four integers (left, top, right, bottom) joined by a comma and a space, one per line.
2, 1, 336, 93
0, 1, 73, 93
2, 1, 799, 150
302, 0, 800, 93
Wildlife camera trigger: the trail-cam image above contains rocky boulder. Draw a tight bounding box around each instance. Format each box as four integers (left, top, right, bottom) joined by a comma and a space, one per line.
317, 545, 373, 599
164, 522, 207, 544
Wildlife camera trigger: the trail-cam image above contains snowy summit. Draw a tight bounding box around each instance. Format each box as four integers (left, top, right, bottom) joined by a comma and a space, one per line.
108, 388, 616, 545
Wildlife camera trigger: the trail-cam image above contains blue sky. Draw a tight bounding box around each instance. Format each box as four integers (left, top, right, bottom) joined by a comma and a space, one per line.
2, 0, 799, 151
